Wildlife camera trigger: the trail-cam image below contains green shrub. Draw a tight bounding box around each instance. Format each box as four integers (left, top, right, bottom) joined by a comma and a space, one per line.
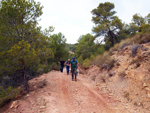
49, 62, 60, 71
0, 86, 20, 108
83, 58, 91, 68
141, 24, 150, 33
95, 46, 105, 55
77, 56, 84, 67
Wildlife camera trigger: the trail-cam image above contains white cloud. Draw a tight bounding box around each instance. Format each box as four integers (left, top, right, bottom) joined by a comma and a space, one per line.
35, 0, 150, 44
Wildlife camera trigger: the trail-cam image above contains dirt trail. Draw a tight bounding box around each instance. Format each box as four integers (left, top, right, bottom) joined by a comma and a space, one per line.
1, 69, 121, 113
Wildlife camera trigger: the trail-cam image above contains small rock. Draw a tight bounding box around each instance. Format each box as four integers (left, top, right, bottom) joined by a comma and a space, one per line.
40, 106, 46, 109
109, 93, 113, 96
134, 108, 137, 110
145, 87, 150, 91
108, 71, 114, 77
147, 91, 150, 97
138, 103, 141, 107
15, 104, 19, 109
143, 83, 148, 87
48, 92, 51, 95
38, 110, 44, 113
10, 101, 18, 109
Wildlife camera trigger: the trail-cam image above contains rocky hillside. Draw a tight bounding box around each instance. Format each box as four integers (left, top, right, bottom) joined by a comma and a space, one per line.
81, 42, 150, 112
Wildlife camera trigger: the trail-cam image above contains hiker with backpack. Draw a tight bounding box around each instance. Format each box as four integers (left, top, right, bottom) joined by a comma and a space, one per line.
65, 59, 71, 75
70, 57, 78, 81
58, 59, 65, 73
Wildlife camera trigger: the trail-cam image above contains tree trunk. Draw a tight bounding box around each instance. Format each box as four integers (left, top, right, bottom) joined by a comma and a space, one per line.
108, 30, 118, 47
21, 59, 29, 93
24, 67, 29, 93
24, 73, 29, 93
108, 31, 114, 47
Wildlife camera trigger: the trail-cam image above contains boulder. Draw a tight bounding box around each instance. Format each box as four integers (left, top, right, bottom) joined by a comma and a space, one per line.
10, 101, 19, 109
28, 76, 47, 91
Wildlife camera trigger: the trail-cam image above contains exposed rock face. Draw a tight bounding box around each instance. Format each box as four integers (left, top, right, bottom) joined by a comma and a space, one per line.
18, 75, 47, 95
28, 75, 47, 91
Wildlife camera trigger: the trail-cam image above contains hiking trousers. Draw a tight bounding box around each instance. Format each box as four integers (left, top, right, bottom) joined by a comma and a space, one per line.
66, 66, 70, 75
60, 65, 64, 72
71, 68, 77, 80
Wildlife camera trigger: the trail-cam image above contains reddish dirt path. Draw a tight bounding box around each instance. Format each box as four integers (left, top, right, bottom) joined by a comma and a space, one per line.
1, 69, 120, 113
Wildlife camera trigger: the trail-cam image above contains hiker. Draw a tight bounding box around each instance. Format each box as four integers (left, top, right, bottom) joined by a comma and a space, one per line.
65, 59, 71, 75
58, 59, 65, 72
70, 57, 78, 81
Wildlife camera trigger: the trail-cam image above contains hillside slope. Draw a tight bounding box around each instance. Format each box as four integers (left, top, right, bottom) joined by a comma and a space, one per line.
83, 42, 150, 113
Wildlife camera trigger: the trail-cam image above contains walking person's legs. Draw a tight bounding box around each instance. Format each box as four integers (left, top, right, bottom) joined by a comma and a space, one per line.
75, 68, 77, 81
67, 66, 69, 75
72, 72, 74, 81
60, 65, 63, 72
71, 68, 74, 81
66, 66, 68, 74
62, 66, 63, 72
68, 66, 70, 75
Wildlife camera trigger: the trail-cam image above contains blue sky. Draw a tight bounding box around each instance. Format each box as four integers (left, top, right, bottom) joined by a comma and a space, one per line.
35, 0, 150, 44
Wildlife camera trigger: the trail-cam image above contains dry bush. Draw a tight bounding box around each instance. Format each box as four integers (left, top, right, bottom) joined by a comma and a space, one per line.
130, 34, 150, 44
109, 34, 150, 56
113, 39, 131, 50
134, 101, 138, 106
107, 59, 115, 70
91, 52, 115, 70
130, 59, 141, 68
109, 37, 136, 55
124, 92, 130, 101
91, 75, 96, 81
101, 77, 106, 83
118, 71, 126, 78
136, 34, 150, 44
